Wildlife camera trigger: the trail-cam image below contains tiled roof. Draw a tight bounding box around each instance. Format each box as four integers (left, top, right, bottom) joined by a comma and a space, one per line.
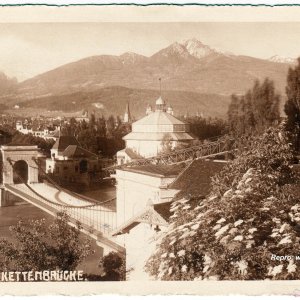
169, 159, 226, 199
133, 111, 185, 126
63, 145, 97, 159
52, 135, 80, 151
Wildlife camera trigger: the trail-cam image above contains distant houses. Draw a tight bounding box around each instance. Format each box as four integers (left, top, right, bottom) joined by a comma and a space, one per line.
16, 120, 60, 141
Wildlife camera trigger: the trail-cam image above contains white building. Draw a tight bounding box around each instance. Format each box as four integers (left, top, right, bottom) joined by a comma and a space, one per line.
117, 96, 194, 164
112, 159, 226, 280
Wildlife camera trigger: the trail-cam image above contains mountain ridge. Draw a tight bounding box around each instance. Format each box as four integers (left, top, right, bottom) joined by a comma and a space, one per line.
0, 38, 297, 117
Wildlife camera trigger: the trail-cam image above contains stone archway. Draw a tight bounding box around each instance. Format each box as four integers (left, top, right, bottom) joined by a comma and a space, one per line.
1, 145, 40, 185
13, 160, 28, 184
79, 159, 88, 173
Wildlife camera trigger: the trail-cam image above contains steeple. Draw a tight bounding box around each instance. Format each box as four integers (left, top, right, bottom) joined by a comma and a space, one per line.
124, 102, 131, 123
156, 78, 166, 112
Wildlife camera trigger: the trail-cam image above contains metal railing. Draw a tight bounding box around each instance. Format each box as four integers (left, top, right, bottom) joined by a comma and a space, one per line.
103, 136, 236, 174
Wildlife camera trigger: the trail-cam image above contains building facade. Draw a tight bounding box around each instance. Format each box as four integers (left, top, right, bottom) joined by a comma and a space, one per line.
45, 136, 100, 186
117, 96, 194, 164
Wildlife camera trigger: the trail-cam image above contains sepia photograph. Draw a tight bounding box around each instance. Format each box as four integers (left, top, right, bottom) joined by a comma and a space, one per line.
1, 4, 300, 295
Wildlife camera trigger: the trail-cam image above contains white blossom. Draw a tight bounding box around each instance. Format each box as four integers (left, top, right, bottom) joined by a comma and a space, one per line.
234, 220, 244, 227
234, 235, 244, 241
279, 223, 289, 233
213, 224, 221, 231
248, 228, 257, 234
246, 240, 255, 248
191, 223, 200, 230
268, 265, 283, 277
287, 260, 297, 274
216, 218, 226, 224
278, 235, 292, 245
236, 260, 248, 275
215, 224, 230, 237
291, 204, 300, 211
178, 250, 185, 257
223, 189, 233, 197
181, 265, 187, 272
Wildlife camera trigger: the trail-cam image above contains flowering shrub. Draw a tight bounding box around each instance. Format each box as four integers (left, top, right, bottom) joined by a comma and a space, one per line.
146, 128, 300, 280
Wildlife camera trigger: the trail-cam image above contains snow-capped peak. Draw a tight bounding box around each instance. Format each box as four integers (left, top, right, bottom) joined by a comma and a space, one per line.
269, 55, 296, 64
180, 38, 217, 59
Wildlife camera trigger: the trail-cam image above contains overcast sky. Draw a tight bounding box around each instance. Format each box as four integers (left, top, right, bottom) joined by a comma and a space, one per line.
1, 22, 300, 81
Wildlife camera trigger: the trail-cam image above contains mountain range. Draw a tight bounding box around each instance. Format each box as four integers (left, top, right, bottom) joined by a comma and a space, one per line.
0, 38, 297, 118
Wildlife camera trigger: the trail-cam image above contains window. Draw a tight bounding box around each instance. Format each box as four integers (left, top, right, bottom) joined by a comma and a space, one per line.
75, 166, 78, 172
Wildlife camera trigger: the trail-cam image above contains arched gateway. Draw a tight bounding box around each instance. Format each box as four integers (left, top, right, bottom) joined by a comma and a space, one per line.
13, 160, 29, 184
1, 145, 41, 185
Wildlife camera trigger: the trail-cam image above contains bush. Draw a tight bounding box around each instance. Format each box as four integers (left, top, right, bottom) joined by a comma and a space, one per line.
0, 211, 93, 272
146, 127, 300, 280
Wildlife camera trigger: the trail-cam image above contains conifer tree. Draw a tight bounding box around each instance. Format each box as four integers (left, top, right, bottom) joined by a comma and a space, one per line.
284, 58, 300, 150
227, 78, 280, 137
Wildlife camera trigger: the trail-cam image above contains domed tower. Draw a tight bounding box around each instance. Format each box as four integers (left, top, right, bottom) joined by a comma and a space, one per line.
155, 96, 166, 112
146, 104, 153, 115
167, 105, 174, 115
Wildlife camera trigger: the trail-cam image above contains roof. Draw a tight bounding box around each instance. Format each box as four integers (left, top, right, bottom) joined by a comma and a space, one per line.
52, 135, 80, 151
124, 148, 143, 159
123, 132, 194, 141
169, 159, 226, 199
111, 197, 200, 236
111, 204, 169, 236
62, 145, 97, 159
132, 111, 185, 127
122, 163, 186, 177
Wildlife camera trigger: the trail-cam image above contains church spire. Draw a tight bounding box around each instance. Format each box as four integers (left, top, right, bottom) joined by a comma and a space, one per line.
124, 102, 131, 123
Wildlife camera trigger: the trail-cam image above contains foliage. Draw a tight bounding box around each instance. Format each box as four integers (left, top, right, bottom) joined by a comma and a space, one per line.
0, 212, 93, 272
146, 127, 300, 280
228, 79, 280, 137
284, 58, 300, 151
99, 251, 126, 281
184, 116, 228, 140
11, 131, 55, 155
61, 114, 129, 157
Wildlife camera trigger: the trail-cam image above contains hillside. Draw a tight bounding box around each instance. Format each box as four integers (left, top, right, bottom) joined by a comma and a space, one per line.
19, 86, 231, 119
17, 39, 292, 99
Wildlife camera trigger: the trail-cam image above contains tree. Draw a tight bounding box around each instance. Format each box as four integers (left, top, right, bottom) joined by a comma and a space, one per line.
160, 133, 173, 153
146, 127, 300, 280
99, 252, 126, 281
284, 58, 300, 150
228, 79, 280, 137
0, 212, 93, 272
